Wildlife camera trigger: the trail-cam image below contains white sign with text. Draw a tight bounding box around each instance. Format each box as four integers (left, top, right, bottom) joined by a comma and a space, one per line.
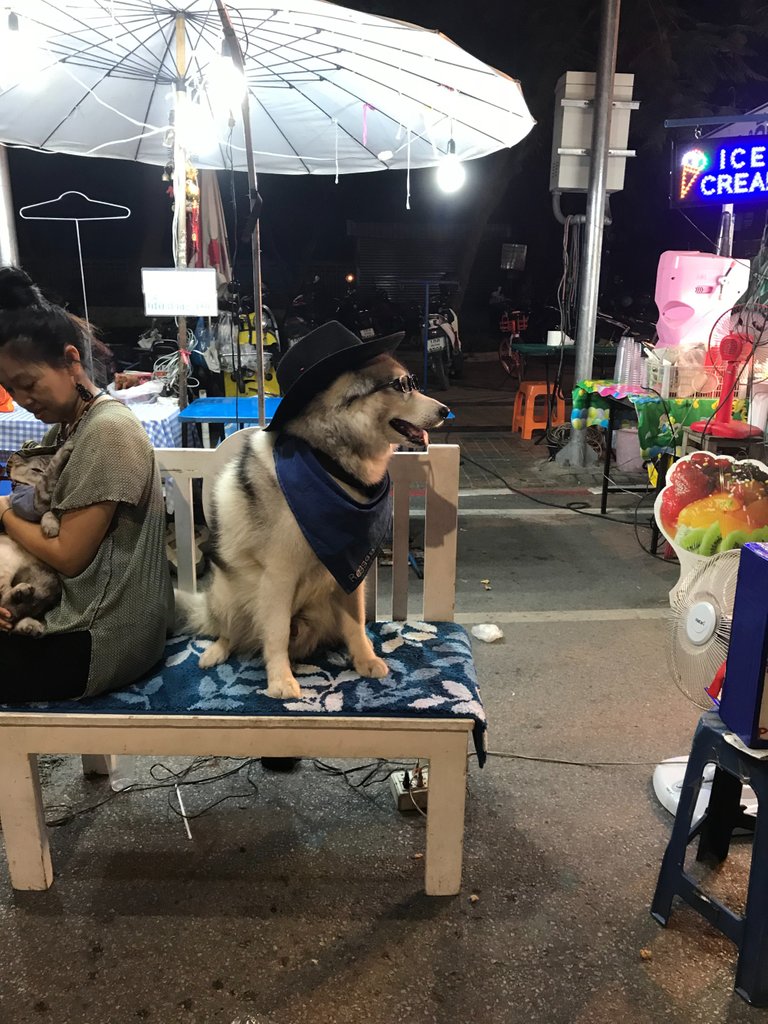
141, 268, 218, 317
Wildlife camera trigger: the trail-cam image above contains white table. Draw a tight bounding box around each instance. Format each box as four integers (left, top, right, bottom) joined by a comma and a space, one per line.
0, 399, 182, 462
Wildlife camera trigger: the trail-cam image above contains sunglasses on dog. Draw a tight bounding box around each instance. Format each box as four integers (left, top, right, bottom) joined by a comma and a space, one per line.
369, 374, 420, 395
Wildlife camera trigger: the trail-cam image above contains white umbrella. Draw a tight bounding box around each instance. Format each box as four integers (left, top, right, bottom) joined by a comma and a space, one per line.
0, 1, 533, 175
0, 2, 535, 420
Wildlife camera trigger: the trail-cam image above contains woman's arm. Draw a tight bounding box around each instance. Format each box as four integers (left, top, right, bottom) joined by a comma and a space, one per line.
0, 496, 118, 577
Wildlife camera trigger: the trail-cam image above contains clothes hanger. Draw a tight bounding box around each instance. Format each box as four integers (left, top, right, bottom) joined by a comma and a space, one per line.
18, 192, 132, 377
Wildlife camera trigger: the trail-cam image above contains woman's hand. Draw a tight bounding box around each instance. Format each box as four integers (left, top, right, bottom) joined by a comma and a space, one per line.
0, 494, 10, 522
0, 607, 12, 632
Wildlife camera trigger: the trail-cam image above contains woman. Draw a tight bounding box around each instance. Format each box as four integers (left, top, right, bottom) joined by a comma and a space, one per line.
0, 267, 173, 701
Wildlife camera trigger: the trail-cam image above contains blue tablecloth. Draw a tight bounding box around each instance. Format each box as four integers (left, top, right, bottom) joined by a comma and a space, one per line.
0, 399, 182, 459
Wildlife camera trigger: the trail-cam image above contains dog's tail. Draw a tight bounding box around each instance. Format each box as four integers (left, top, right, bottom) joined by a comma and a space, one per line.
173, 589, 215, 636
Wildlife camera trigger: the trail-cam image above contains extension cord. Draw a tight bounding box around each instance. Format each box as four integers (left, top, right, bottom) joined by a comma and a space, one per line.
390, 767, 429, 813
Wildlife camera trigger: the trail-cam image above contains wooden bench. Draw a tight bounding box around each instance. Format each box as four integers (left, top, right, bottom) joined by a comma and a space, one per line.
0, 437, 483, 896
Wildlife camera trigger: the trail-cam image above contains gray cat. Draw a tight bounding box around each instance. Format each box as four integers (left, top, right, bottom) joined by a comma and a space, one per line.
0, 536, 61, 636
0, 441, 73, 636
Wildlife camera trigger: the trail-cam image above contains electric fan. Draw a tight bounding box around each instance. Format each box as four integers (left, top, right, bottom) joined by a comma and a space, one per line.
653, 550, 758, 822
689, 303, 768, 440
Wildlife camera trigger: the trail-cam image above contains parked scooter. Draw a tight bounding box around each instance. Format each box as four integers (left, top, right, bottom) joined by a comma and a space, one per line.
335, 285, 404, 341
425, 302, 462, 391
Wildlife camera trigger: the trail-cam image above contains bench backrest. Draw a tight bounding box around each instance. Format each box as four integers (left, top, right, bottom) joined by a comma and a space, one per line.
155, 435, 460, 623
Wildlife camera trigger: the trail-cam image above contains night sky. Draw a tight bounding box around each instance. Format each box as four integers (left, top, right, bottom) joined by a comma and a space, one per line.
5, 0, 768, 326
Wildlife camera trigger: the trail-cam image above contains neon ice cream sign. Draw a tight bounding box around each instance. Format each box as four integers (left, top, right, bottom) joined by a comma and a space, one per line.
672, 135, 768, 207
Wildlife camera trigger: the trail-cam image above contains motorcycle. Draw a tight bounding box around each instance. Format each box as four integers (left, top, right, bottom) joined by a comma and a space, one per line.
425, 304, 462, 391
335, 286, 404, 342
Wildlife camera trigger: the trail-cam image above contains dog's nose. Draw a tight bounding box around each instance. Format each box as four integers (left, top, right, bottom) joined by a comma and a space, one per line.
437, 404, 450, 420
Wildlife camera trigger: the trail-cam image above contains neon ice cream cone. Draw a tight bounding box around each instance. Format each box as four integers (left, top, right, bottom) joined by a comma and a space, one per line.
679, 148, 708, 199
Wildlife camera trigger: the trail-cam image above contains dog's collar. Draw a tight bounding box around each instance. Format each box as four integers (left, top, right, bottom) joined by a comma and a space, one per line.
309, 445, 386, 500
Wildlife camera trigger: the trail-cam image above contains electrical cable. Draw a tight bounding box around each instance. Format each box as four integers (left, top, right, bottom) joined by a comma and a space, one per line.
44, 755, 262, 828
459, 452, 641, 526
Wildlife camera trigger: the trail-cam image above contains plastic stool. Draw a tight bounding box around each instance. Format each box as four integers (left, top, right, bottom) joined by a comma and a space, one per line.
651, 711, 768, 1006
512, 381, 566, 439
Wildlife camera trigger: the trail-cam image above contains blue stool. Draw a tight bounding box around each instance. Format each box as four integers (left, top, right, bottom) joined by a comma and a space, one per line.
651, 711, 768, 1005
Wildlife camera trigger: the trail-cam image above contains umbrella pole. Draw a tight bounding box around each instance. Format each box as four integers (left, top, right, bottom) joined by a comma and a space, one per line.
174, 14, 189, 412
216, 0, 265, 429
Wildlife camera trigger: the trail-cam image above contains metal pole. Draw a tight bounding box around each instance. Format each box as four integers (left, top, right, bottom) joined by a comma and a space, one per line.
556, 0, 621, 467
716, 203, 734, 257
174, 15, 189, 411
0, 146, 19, 266
216, 0, 265, 428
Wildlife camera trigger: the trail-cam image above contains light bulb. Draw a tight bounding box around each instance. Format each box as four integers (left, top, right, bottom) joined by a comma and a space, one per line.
436, 139, 466, 194
205, 51, 247, 114
377, 149, 394, 162
0, 12, 49, 91
173, 91, 219, 156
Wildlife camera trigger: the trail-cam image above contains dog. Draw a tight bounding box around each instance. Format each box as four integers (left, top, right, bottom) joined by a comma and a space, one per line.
182, 327, 450, 700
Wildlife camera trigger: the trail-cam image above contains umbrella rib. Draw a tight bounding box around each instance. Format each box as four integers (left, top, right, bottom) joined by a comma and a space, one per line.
39, 8, 172, 153
247, 91, 313, 174
133, 7, 179, 162
43, 3, 174, 82
239, 12, 512, 89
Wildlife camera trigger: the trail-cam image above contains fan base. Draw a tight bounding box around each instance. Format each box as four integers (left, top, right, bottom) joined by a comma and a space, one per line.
653, 756, 757, 825
689, 420, 764, 440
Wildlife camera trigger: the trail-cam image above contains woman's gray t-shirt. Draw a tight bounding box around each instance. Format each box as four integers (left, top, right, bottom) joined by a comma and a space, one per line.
42, 399, 173, 696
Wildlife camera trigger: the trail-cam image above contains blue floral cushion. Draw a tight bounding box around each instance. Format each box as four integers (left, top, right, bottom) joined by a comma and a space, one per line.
11, 622, 487, 765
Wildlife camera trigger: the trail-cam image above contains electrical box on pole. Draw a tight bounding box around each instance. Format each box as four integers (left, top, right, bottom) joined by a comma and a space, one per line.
550, 71, 637, 195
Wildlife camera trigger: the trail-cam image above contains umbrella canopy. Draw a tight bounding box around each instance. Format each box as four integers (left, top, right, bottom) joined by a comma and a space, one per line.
0, 1, 534, 175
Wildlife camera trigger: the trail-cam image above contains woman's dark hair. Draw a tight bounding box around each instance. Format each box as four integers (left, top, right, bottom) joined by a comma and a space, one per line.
0, 266, 90, 366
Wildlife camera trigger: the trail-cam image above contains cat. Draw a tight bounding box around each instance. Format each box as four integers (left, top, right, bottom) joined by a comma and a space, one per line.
6, 439, 75, 538
0, 536, 61, 636
0, 440, 74, 635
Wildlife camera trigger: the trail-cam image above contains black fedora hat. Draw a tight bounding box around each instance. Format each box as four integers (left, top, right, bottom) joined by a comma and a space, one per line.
265, 320, 403, 433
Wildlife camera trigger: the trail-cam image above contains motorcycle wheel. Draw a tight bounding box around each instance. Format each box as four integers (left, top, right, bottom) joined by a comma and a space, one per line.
430, 354, 449, 391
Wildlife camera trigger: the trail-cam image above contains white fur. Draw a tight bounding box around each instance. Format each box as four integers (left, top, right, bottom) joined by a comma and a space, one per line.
184, 356, 448, 698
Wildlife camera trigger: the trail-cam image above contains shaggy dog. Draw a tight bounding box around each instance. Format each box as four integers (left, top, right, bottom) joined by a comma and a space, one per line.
183, 345, 449, 699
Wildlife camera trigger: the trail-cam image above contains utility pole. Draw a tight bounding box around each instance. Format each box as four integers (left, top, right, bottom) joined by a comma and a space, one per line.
556, 0, 621, 467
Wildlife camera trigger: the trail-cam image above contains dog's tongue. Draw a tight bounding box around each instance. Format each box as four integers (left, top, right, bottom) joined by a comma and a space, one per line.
390, 418, 426, 446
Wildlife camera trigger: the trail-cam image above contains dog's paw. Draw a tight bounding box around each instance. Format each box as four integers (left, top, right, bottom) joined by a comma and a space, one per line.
354, 655, 389, 679
13, 617, 44, 637
41, 512, 60, 538
267, 674, 302, 700
198, 639, 231, 669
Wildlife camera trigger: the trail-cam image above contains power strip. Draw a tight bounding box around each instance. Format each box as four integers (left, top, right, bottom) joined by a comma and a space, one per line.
390, 767, 429, 813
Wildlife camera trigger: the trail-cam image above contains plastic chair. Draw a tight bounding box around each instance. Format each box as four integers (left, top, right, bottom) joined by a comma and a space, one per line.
512, 381, 566, 439
651, 711, 768, 1006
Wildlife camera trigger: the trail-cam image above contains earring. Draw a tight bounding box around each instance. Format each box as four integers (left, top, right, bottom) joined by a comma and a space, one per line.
75, 382, 94, 402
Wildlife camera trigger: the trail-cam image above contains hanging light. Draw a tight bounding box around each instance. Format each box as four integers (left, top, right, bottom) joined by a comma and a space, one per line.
0, 11, 48, 91
436, 139, 466, 194
204, 38, 247, 115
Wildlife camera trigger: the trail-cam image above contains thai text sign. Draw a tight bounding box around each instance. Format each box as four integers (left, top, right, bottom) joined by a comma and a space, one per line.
671, 135, 768, 207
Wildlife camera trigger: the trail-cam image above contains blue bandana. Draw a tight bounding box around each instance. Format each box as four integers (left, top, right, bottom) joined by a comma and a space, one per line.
273, 435, 392, 593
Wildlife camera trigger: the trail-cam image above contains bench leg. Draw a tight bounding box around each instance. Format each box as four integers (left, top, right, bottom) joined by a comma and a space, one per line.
81, 755, 117, 777
0, 753, 53, 891
425, 737, 468, 896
